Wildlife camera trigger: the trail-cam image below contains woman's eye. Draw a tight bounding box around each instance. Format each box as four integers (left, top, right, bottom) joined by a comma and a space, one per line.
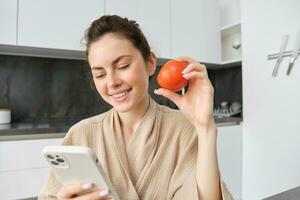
118, 64, 129, 70
95, 74, 105, 79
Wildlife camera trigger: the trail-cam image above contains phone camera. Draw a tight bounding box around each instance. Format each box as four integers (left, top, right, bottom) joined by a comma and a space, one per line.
46, 154, 55, 160
51, 161, 59, 165
56, 158, 65, 163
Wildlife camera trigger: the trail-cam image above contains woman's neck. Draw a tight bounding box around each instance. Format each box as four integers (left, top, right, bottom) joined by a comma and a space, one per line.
118, 96, 150, 136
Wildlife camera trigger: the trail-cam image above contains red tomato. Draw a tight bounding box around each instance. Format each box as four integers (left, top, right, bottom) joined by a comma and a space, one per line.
157, 60, 189, 91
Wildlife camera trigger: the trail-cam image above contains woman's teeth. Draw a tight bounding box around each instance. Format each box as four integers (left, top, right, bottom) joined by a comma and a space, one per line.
113, 90, 128, 98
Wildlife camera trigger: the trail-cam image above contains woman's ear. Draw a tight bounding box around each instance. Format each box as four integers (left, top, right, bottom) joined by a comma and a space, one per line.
147, 52, 157, 76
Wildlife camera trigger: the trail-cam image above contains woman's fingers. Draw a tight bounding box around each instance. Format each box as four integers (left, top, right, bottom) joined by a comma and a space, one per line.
175, 56, 197, 64
181, 62, 208, 83
175, 56, 209, 82
57, 182, 112, 200
58, 182, 94, 199
182, 63, 207, 75
73, 189, 112, 200
182, 70, 206, 80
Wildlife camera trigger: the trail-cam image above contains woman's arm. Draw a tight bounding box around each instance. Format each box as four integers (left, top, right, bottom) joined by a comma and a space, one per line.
154, 56, 222, 200
194, 121, 222, 200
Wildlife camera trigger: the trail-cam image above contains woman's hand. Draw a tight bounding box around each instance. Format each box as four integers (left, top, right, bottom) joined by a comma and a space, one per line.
57, 182, 112, 200
154, 56, 214, 128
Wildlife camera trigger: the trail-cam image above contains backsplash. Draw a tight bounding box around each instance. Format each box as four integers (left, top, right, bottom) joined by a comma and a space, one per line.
0, 55, 242, 123
0, 55, 109, 122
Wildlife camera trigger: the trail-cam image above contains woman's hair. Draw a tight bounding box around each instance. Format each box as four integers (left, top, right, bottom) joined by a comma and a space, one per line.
84, 15, 151, 61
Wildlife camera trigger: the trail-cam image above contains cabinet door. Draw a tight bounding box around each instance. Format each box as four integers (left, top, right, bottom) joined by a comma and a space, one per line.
105, 0, 171, 58
0, 138, 63, 171
219, 0, 241, 27
18, 0, 104, 50
217, 124, 242, 200
0, 138, 63, 199
0, 168, 49, 199
171, 0, 221, 63
0, 0, 17, 45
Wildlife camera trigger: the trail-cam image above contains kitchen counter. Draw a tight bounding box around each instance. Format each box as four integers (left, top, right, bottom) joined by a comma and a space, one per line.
263, 186, 300, 200
0, 117, 242, 141
0, 121, 76, 141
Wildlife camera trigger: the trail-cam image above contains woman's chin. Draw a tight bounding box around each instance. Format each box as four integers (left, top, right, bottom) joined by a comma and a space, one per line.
113, 104, 132, 113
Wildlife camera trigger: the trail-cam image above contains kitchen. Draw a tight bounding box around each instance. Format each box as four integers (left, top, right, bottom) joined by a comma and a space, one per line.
0, 0, 299, 199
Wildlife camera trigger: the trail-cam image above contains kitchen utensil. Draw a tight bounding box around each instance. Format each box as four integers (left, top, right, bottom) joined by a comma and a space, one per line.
287, 30, 300, 75
213, 101, 242, 118
272, 35, 289, 77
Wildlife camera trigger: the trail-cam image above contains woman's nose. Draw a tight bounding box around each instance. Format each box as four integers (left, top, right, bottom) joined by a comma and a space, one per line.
107, 73, 122, 88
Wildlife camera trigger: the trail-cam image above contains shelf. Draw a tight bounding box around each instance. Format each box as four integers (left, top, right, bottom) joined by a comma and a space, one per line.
221, 22, 242, 63
220, 22, 241, 32
221, 22, 241, 39
221, 58, 242, 65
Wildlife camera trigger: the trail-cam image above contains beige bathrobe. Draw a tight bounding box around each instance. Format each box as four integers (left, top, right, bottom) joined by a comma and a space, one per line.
39, 98, 233, 200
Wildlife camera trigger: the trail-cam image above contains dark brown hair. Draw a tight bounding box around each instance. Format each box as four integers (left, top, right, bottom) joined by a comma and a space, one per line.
84, 15, 151, 61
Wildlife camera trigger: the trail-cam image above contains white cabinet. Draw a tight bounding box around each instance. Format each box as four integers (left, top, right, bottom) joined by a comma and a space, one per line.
171, 0, 221, 63
18, 0, 104, 50
217, 124, 242, 200
0, 137, 63, 200
218, 0, 241, 27
105, 0, 171, 59
220, 23, 241, 63
219, 0, 241, 63
0, 0, 17, 45
1, 0, 223, 62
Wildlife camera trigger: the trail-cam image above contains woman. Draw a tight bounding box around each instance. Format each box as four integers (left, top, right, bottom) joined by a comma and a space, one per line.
39, 15, 233, 200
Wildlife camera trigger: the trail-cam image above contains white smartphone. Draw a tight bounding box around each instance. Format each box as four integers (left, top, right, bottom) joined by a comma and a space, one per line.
42, 145, 120, 200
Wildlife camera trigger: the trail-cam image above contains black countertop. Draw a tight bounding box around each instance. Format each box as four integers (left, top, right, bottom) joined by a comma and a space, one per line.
0, 121, 77, 135
0, 117, 242, 141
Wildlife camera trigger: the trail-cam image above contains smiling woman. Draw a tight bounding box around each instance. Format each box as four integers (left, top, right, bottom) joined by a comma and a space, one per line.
38, 15, 233, 200
88, 33, 155, 114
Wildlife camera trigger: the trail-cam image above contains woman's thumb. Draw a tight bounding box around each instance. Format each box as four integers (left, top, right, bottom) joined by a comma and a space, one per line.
154, 88, 181, 106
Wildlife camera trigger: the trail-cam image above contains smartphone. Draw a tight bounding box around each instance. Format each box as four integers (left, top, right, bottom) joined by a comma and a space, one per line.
42, 145, 120, 200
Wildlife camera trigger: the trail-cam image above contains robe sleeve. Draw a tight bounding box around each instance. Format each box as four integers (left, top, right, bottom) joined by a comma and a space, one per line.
173, 174, 234, 200
38, 130, 74, 200
169, 125, 234, 200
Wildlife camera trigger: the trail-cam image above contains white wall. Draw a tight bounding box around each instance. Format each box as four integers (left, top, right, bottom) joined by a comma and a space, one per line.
218, 0, 240, 27
241, 0, 300, 199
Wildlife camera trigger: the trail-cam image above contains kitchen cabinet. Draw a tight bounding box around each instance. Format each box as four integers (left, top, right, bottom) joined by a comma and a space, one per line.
171, 0, 221, 63
0, 137, 63, 199
105, 0, 171, 59
18, 0, 104, 50
217, 124, 242, 200
220, 23, 241, 63
0, 0, 17, 45
219, 0, 241, 63
219, 0, 241, 28
241, 0, 300, 199
1, 0, 223, 62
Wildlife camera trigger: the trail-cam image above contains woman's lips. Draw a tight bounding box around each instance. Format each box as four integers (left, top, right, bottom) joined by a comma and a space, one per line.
111, 89, 131, 102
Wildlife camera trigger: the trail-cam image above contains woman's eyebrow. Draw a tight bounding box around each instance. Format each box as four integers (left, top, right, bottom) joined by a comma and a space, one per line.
112, 55, 131, 65
91, 55, 131, 71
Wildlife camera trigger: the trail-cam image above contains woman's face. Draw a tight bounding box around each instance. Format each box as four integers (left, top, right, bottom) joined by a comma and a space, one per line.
88, 33, 155, 113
